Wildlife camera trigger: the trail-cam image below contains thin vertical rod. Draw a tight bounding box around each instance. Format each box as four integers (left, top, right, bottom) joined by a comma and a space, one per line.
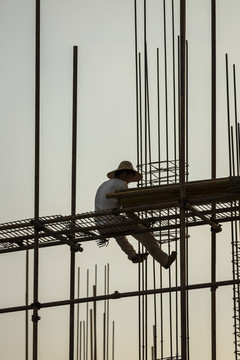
185, 39, 190, 359
77, 267, 80, 360
103, 313, 106, 360
163, 0, 169, 174
179, 1, 187, 359
157, 48, 161, 175
238, 124, 240, 171
33, 0, 41, 359
103, 266, 107, 360
156, 50, 164, 360
211, 0, 217, 180
106, 264, 110, 360
80, 322, 82, 360
69, 45, 78, 360
139, 53, 143, 179
226, 54, 232, 176
231, 127, 236, 176
86, 270, 89, 360
171, 0, 177, 166
163, 2, 174, 355
83, 321, 86, 360
211, 3, 217, 359
145, 258, 148, 360
138, 247, 142, 360
93, 285, 97, 360
142, 254, 145, 360
134, 0, 140, 167
231, 220, 238, 359
145, 46, 152, 183
112, 321, 115, 360
233, 65, 239, 175
152, 260, 157, 359
90, 309, 93, 360
25, 248, 29, 360
144, 0, 148, 184
159, 245, 164, 359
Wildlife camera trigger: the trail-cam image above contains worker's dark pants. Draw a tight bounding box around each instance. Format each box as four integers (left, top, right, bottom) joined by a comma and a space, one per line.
95, 214, 169, 266
115, 223, 168, 266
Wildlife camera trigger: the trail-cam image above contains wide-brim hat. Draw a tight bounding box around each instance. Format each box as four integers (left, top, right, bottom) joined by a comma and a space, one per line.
107, 161, 142, 182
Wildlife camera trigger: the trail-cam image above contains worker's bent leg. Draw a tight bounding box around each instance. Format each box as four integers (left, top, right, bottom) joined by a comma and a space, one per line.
115, 236, 136, 261
131, 226, 168, 267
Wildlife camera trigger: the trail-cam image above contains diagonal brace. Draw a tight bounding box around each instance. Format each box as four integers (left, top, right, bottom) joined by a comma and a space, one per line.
184, 203, 222, 232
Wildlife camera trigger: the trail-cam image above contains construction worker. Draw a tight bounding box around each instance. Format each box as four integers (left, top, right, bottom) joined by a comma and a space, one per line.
95, 161, 176, 268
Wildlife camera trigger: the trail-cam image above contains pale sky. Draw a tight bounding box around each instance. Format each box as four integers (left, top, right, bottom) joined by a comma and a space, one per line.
1, 0, 240, 359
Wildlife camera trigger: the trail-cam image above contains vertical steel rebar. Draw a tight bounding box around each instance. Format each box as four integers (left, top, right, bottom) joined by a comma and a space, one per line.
69, 45, 78, 360
163, 0, 169, 175
233, 65, 239, 175
134, 0, 140, 167
145, 258, 148, 360
138, 53, 143, 180
25, 248, 29, 360
103, 266, 107, 360
185, 39, 190, 360
138, 243, 142, 360
142, 255, 145, 360
112, 321, 115, 360
77, 267, 80, 360
106, 264, 110, 360
157, 48, 161, 175
226, 54, 232, 175
83, 321, 86, 360
90, 309, 93, 360
80, 321, 82, 360
86, 269, 89, 360
93, 285, 97, 360
152, 260, 157, 359
144, 0, 148, 185
33, 1, 41, 359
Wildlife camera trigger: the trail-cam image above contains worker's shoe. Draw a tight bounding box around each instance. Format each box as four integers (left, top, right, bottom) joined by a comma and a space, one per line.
131, 252, 149, 263
164, 251, 177, 269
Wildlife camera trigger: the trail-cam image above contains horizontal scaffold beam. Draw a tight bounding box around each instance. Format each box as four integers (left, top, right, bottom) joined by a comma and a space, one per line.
0, 278, 239, 315
106, 176, 240, 207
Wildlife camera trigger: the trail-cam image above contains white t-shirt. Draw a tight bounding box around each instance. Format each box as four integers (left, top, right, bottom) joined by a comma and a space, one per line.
95, 178, 128, 211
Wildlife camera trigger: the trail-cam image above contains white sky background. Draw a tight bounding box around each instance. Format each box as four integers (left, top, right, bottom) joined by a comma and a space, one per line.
1, 0, 240, 359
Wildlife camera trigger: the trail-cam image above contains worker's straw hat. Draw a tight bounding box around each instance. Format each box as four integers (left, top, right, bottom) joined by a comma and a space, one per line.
107, 161, 142, 182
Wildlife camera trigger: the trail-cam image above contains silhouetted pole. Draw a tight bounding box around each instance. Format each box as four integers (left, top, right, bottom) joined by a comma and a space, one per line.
211, 1, 217, 360
69, 45, 78, 360
179, 1, 187, 359
33, 0, 41, 359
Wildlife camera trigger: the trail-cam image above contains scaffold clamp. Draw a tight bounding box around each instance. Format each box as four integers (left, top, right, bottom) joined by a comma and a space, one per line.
31, 314, 41, 322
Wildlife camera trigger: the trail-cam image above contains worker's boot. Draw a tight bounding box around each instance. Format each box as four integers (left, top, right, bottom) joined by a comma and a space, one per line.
131, 252, 149, 263
163, 251, 177, 269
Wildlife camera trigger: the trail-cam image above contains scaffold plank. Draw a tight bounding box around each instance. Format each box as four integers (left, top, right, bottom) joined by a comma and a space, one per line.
0, 197, 239, 253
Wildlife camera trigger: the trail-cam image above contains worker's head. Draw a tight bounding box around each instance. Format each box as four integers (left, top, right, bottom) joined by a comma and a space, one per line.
107, 161, 142, 183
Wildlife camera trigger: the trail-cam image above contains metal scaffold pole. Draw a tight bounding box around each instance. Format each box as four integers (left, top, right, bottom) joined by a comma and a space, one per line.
69, 45, 78, 360
32, 0, 41, 359
211, 1, 217, 360
179, 1, 187, 359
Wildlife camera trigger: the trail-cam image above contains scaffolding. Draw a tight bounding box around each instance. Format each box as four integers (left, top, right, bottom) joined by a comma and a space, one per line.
1, 1, 240, 360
